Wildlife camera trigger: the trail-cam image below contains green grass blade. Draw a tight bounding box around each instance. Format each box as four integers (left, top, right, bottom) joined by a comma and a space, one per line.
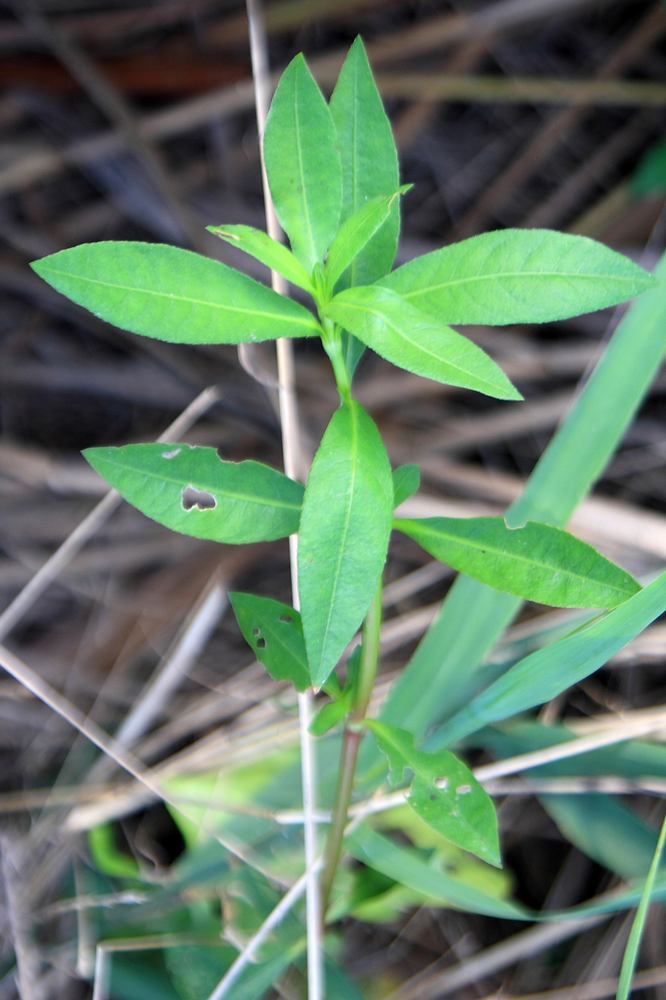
326, 285, 522, 400
84, 443, 303, 544
31, 242, 319, 344
379, 229, 654, 326
436, 570, 666, 747
395, 516, 639, 608
379, 252, 666, 742
298, 401, 393, 688
616, 812, 666, 1000
264, 54, 341, 271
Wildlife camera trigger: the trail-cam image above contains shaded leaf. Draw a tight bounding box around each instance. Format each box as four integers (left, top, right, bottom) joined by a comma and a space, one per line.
84, 443, 303, 543
395, 515, 640, 608
392, 464, 421, 508
617, 813, 666, 1000
326, 285, 522, 400
207, 224, 313, 291
298, 400, 393, 688
264, 54, 341, 271
31, 242, 319, 344
379, 229, 654, 326
230, 593, 310, 691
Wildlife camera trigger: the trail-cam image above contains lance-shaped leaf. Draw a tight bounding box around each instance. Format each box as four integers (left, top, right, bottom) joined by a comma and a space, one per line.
206, 224, 314, 292
298, 400, 393, 688
325, 187, 411, 290
395, 516, 640, 608
379, 229, 654, 326
326, 285, 521, 401
31, 242, 319, 344
84, 443, 303, 543
263, 54, 341, 271
367, 721, 501, 867
330, 36, 400, 288
392, 464, 421, 508
230, 593, 310, 691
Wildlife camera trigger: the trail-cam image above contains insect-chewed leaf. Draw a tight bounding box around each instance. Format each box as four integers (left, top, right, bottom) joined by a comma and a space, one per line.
367, 721, 501, 867
379, 229, 654, 326
298, 400, 393, 689
263, 54, 341, 272
325, 285, 522, 401
392, 464, 421, 508
395, 516, 640, 608
325, 188, 411, 290
31, 242, 319, 344
206, 224, 314, 292
84, 443, 303, 543
230, 593, 310, 691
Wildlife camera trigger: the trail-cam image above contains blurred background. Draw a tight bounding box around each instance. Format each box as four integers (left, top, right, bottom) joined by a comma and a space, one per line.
1, 1, 666, 998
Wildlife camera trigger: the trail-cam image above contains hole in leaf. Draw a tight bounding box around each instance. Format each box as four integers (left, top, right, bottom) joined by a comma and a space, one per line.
279, 614, 294, 624
182, 486, 217, 511
256, 637, 267, 649
162, 448, 181, 460
252, 627, 261, 637
456, 784, 472, 795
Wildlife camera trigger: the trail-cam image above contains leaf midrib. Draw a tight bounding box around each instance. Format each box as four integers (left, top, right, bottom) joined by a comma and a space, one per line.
38, 265, 316, 330
400, 520, 635, 599
396, 269, 651, 301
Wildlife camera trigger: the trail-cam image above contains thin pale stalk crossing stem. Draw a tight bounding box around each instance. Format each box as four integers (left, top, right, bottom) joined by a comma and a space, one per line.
244, 2, 323, 997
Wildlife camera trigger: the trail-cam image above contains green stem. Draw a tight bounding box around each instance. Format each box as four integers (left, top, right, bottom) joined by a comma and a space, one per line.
319, 581, 383, 923
320, 318, 351, 401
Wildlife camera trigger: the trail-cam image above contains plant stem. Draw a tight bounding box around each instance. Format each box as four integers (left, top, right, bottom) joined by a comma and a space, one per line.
320, 318, 352, 401
320, 581, 383, 921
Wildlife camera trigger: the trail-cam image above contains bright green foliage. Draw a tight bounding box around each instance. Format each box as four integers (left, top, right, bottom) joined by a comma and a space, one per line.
206, 224, 313, 292
395, 516, 640, 608
392, 464, 421, 508
325, 187, 411, 290
379, 229, 654, 326
367, 721, 500, 867
84, 443, 303, 543
326, 286, 522, 400
616, 813, 666, 1000
438, 570, 666, 747
229, 593, 310, 691
31, 242, 319, 344
298, 400, 393, 688
264, 54, 342, 271
330, 36, 400, 288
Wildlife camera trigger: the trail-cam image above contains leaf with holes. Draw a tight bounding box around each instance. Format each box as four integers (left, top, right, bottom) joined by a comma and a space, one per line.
326, 285, 522, 400
263, 54, 341, 271
379, 229, 654, 326
84, 443, 303, 543
230, 593, 310, 691
31, 242, 320, 344
366, 721, 501, 867
298, 400, 393, 688
395, 516, 640, 608
392, 464, 421, 508
206, 224, 314, 293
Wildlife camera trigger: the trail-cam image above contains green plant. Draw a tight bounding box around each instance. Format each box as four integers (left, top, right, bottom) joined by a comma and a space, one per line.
31, 37, 662, 993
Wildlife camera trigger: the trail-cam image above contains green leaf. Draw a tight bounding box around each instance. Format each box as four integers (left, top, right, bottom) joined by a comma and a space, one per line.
379, 229, 654, 326
395, 516, 640, 609
206, 224, 314, 292
330, 37, 400, 288
325, 187, 411, 290
616, 813, 666, 1000
310, 696, 350, 737
264, 54, 342, 271
84, 443, 303, 543
229, 593, 310, 691
367, 721, 501, 867
631, 139, 666, 198
326, 285, 522, 401
31, 242, 319, 344
437, 569, 666, 747
392, 464, 421, 508
298, 400, 393, 688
